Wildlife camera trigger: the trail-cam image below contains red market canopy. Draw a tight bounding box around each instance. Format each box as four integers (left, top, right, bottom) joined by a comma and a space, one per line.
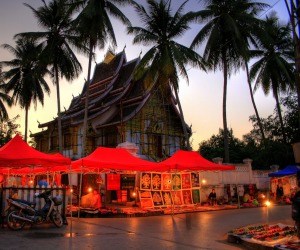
71, 147, 159, 172
0, 167, 47, 175
70, 148, 235, 173
157, 150, 235, 171
0, 134, 71, 168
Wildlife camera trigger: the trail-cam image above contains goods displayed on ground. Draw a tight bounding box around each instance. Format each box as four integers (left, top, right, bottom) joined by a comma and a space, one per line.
228, 223, 297, 249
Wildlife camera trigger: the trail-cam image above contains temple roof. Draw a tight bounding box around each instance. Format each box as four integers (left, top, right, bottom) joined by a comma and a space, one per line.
36, 49, 183, 132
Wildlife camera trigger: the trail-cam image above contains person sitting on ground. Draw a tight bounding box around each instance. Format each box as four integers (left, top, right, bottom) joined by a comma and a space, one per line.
91, 189, 102, 210
284, 196, 291, 204
252, 198, 259, 206
257, 191, 266, 205
208, 189, 217, 206
243, 192, 251, 203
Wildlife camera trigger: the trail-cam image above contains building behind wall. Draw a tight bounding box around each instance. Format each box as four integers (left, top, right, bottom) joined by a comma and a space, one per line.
31, 50, 190, 161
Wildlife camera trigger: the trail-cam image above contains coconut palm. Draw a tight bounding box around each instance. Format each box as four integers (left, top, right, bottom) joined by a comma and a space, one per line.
72, 0, 132, 156
0, 37, 50, 142
16, 0, 84, 152
127, 0, 206, 150
0, 85, 12, 123
190, 0, 269, 162
250, 12, 295, 144
284, 0, 300, 134
0, 66, 12, 121
232, 3, 269, 144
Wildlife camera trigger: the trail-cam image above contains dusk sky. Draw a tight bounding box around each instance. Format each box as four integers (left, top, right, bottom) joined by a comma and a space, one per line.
0, 0, 290, 150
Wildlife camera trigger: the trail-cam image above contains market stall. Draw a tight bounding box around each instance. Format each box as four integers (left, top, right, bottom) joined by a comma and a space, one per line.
65, 147, 160, 216
268, 165, 300, 201
64, 148, 236, 217
0, 134, 71, 167
0, 134, 71, 225
156, 150, 235, 171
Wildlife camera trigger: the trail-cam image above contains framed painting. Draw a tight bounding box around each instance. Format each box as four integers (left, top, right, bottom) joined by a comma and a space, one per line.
162, 173, 172, 191
182, 189, 193, 205
191, 173, 200, 188
192, 189, 201, 204
151, 173, 162, 190
151, 191, 163, 206
140, 198, 154, 208
140, 172, 152, 190
182, 173, 191, 189
172, 174, 181, 190
139, 191, 152, 199
161, 191, 173, 205
171, 190, 183, 205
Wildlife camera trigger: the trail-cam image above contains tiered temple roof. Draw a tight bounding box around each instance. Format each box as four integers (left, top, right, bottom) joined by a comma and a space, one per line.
36, 50, 181, 131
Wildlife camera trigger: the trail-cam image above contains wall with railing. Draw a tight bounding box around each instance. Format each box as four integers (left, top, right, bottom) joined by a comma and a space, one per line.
0, 186, 67, 227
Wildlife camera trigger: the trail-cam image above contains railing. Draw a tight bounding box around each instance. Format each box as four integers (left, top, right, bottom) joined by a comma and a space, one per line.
0, 186, 67, 227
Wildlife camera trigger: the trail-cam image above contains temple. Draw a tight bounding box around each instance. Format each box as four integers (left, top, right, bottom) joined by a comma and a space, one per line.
31, 50, 190, 161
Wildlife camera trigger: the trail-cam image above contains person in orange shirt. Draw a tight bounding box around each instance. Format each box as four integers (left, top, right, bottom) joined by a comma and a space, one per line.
91, 190, 102, 209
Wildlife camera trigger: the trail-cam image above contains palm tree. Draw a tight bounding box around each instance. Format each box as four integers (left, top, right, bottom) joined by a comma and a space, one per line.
16, 0, 84, 152
284, 0, 300, 138
0, 83, 12, 122
0, 70, 12, 122
127, 0, 206, 150
72, 0, 132, 156
250, 12, 295, 144
0, 66, 13, 121
190, 0, 269, 163
0, 37, 50, 142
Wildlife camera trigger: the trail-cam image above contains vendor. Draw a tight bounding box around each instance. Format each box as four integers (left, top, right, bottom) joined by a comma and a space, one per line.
243, 192, 251, 203
208, 189, 217, 206
257, 190, 266, 204
38, 178, 48, 187
91, 190, 102, 209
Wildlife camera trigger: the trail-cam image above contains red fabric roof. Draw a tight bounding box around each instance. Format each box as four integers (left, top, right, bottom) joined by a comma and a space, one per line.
157, 150, 235, 171
0, 134, 71, 168
71, 147, 159, 172
0, 167, 47, 175
70, 148, 234, 173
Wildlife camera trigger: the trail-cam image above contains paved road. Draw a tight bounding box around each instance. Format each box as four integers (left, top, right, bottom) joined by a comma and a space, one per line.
0, 205, 295, 250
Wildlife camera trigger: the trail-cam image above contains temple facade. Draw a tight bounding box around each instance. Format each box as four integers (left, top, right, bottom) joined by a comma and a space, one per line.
31, 50, 190, 161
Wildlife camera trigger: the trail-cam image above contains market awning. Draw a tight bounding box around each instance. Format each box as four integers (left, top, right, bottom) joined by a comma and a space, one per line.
268, 165, 300, 177
71, 147, 159, 172
0, 134, 71, 168
157, 150, 235, 171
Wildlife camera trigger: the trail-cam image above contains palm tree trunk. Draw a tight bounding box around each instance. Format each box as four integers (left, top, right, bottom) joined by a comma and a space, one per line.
54, 64, 63, 154
296, 77, 300, 130
222, 55, 230, 163
273, 86, 287, 143
24, 107, 28, 142
82, 40, 93, 157
174, 87, 190, 150
245, 61, 266, 143
286, 0, 300, 135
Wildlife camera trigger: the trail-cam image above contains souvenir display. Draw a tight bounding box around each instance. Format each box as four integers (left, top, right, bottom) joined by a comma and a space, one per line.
228, 224, 297, 249
229, 224, 296, 241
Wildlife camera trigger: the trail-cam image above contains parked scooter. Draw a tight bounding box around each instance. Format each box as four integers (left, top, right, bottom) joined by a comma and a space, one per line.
5, 189, 63, 230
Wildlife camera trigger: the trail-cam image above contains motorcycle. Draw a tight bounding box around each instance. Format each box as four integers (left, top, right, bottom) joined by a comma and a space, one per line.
5, 189, 64, 230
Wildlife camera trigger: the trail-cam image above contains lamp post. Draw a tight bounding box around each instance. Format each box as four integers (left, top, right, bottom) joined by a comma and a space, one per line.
132, 187, 138, 207
201, 179, 206, 205
265, 200, 271, 226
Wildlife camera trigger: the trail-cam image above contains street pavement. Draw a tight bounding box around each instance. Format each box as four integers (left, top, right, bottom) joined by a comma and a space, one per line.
0, 205, 295, 250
